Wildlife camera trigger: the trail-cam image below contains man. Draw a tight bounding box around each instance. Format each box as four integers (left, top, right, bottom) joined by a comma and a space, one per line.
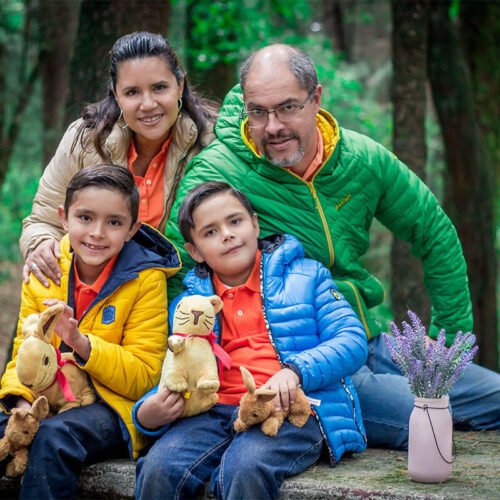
165, 44, 499, 449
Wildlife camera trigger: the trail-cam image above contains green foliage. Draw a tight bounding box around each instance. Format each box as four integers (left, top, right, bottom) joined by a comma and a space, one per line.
0, 162, 40, 261
0, 73, 42, 262
176, 0, 391, 145
449, 0, 460, 20
181, 0, 314, 72
0, 0, 24, 34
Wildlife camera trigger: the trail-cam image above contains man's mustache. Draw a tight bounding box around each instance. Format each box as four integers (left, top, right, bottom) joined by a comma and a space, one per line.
262, 131, 298, 147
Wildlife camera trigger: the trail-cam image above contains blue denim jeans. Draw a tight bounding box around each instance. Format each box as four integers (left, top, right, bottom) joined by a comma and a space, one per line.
0, 402, 128, 499
136, 404, 323, 500
351, 333, 500, 450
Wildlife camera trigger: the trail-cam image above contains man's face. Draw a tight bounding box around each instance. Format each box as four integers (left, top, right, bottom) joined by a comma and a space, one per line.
243, 64, 321, 176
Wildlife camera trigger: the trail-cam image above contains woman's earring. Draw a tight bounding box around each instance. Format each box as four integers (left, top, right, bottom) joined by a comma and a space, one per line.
177, 97, 183, 113
119, 109, 128, 130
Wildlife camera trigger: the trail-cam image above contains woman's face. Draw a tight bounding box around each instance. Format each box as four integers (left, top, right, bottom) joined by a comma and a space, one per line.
114, 56, 184, 151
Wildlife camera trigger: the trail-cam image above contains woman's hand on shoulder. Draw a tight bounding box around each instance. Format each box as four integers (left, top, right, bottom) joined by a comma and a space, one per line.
23, 239, 61, 287
137, 387, 184, 430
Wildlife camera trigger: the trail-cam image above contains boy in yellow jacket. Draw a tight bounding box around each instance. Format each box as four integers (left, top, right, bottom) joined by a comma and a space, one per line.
0, 164, 180, 499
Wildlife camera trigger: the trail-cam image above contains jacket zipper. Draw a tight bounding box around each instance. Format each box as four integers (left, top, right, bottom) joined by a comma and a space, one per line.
340, 280, 372, 339
75, 286, 137, 458
285, 150, 335, 268
258, 256, 337, 466
340, 379, 367, 444
72, 259, 163, 459
158, 133, 196, 231
241, 115, 336, 268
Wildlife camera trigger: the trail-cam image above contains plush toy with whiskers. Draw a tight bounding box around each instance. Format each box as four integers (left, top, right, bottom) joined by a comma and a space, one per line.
159, 295, 231, 417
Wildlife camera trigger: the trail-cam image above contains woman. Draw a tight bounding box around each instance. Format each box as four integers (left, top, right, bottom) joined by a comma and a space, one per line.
21, 31, 217, 287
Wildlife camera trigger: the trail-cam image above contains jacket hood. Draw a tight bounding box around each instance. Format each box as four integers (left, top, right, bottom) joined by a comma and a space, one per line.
181, 233, 304, 292
107, 224, 181, 289
125, 224, 181, 274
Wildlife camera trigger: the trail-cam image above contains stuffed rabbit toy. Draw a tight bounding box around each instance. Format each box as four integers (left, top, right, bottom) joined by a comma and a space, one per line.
0, 396, 49, 477
16, 303, 96, 416
234, 366, 310, 436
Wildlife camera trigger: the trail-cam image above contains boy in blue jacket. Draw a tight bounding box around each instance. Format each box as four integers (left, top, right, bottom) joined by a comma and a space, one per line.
133, 181, 367, 500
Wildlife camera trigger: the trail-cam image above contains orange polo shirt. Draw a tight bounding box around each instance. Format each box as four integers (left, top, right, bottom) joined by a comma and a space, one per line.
128, 135, 172, 228
73, 256, 118, 320
213, 251, 282, 405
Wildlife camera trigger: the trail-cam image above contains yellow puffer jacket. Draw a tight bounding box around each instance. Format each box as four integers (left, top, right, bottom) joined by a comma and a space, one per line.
1, 225, 181, 458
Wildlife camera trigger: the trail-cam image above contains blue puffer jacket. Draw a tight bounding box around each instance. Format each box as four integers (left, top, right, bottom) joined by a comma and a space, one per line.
170, 234, 367, 464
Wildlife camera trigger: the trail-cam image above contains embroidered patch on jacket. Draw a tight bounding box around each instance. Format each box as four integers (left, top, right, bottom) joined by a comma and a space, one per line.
330, 289, 343, 301
335, 194, 352, 210
102, 306, 116, 324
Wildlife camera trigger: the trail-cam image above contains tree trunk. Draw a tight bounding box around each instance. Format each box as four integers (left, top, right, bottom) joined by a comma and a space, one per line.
184, 0, 236, 102
65, 0, 170, 125
459, 1, 500, 199
321, 0, 351, 60
39, 0, 81, 165
0, 0, 39, 186
390, 0, 431, 328
428, 1, 497, 369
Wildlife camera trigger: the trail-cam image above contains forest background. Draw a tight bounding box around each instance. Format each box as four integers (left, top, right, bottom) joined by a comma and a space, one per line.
0, 0, 498, 371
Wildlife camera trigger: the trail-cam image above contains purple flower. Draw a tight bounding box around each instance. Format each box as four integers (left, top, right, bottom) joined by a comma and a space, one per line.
383, 310, 478, 398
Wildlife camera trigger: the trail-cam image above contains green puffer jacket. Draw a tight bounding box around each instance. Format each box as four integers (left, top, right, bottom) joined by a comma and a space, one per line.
165, 85, 472, 344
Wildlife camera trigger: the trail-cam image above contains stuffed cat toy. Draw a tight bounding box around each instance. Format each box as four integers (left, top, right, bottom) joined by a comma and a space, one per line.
159, 294, 230, 418
16, 303, 96, 416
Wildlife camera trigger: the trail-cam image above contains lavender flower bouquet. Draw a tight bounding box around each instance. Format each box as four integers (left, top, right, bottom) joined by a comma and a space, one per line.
384, 311, 478, 398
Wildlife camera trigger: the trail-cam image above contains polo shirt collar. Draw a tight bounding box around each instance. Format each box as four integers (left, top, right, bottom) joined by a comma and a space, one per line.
212, 250, 261, 295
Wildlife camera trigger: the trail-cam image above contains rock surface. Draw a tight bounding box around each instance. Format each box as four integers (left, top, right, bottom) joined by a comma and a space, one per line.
0, 431, 497, 498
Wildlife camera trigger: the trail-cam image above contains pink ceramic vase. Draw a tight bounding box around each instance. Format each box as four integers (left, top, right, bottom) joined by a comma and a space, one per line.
408, 396, 453, 483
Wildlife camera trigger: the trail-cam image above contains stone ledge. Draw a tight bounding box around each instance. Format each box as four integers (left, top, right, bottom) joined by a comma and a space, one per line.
1, 431, 497, 499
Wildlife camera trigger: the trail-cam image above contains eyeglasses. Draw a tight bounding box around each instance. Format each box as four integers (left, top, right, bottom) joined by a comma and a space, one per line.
241, 90, 315, 128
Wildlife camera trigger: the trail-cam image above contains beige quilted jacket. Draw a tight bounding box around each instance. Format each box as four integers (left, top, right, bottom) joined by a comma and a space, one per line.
20, 113, 214, 258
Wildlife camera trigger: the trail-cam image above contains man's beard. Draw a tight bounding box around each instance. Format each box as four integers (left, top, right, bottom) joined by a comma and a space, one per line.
262, 132, 304, 169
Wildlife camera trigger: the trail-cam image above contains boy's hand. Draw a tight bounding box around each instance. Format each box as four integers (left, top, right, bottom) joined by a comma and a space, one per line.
137, 387, 184, 430
263, 368, 300, 413
23, 238, 61, 287
43, 299, 91, 361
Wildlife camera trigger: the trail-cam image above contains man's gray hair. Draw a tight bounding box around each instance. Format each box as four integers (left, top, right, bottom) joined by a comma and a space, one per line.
239, 46, 318, 93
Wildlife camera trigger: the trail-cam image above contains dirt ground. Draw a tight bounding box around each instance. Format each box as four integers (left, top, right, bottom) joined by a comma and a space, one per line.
0, 262, 23, 372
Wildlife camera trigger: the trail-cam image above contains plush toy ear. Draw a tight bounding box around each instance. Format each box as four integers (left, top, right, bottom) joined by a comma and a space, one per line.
30, 396, 49, 421
254, 389, 277, 404
209, 295, 223, 314
240, 366, 256, 394
22, 314, 44, 340
38, 304, 65, 343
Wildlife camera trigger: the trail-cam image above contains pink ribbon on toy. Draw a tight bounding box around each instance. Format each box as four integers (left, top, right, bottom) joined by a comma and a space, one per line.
173, 331, 232, 378
54, 349, 77, 402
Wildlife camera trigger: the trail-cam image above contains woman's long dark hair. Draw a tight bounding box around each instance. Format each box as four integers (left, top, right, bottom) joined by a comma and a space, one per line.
73, 31, 218, 159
